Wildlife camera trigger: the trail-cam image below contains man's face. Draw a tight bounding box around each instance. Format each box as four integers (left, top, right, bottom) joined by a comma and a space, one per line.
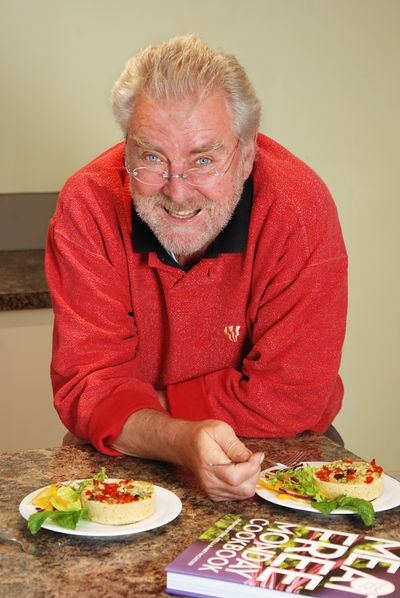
126, 93, 255, 260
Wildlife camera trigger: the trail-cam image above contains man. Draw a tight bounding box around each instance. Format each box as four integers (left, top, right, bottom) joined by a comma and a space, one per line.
46, 35, 347, 501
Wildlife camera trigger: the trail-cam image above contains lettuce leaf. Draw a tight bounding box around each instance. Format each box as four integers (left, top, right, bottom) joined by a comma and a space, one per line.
313, 495, 375, 526
28, 508, 90, 534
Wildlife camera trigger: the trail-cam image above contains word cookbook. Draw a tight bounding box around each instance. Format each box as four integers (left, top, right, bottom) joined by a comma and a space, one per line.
165, 514, 400, 597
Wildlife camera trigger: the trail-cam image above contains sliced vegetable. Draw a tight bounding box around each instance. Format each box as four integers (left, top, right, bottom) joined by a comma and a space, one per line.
50, 485, 82, 512
27, 467, 107, 534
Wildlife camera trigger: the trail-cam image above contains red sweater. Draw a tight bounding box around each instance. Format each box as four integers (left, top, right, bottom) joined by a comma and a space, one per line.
46, 133, 347, 455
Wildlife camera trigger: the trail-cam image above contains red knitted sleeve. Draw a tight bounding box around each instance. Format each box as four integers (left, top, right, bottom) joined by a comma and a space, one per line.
45, 175, 165, 454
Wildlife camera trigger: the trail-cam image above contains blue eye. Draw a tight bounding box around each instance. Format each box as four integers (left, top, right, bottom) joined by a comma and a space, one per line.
145, 154, 160, 163
197, 157, 211, 167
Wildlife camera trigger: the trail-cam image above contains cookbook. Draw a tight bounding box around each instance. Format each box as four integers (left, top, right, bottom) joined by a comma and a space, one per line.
165, 513, 400, 597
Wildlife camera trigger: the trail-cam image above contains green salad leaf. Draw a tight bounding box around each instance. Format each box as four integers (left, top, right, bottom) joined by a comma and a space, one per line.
260, 464, 376, 525
262, 464, 326, 501
28, 508, 90, 535
313, 496, 375, 526
27, 467, 107, 534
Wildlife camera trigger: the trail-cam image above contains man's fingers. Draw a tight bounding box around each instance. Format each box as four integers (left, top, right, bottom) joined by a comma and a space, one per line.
223, 438, 252, 463
201, 452, 264, 500
187, 420, 265, 501
205, 470, 260, 501
204, 421, 253, 465
208, 451, 264, 481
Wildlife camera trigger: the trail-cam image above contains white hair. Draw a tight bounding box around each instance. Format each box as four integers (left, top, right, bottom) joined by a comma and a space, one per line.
111, 34, 261, 142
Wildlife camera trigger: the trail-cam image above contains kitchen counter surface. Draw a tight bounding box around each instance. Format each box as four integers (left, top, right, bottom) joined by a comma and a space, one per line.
0, 249, 51, 310
1, 433, 399, 597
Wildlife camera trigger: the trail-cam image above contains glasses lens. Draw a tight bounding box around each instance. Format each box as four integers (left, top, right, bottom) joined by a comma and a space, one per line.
185, 169, 216, 186
131, 166, 216, 187
132, 167, 164, 185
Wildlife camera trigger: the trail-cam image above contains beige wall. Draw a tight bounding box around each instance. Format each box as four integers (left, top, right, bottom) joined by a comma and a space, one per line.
0, 309, 66, 451
1, 1, 399, 467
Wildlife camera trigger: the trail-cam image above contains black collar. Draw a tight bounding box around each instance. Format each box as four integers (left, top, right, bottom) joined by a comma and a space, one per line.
131, 177, 253, 270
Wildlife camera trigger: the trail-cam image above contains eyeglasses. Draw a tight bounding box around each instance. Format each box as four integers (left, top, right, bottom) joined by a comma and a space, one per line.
125, 139, 239, 187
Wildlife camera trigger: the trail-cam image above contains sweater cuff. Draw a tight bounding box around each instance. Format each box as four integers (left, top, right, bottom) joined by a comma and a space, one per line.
88, 390, 165, 455
167, 376, 213, 421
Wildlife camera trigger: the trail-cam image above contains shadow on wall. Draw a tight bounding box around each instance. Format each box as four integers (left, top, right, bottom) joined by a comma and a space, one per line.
0, 192, 58, 251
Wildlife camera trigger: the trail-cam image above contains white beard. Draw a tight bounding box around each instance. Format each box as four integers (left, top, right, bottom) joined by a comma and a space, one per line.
131, 176, 244, 258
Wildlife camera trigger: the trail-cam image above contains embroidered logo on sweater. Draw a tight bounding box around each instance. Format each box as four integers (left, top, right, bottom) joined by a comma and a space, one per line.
224, 325, 241, 343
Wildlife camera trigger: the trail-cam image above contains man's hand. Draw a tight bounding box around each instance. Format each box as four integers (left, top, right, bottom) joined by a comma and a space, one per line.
112, 411, 264, 501
178, 419, 264, 500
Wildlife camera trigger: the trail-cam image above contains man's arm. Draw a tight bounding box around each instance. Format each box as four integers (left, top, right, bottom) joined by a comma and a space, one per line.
111, 408, 264, 501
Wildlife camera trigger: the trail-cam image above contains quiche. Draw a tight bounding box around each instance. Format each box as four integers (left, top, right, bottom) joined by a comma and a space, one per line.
81, 478, 155, 525
313, 459, 384, 501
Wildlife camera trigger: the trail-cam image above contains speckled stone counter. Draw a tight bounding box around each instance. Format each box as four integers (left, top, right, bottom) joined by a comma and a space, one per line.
1, 433, 399, 597
0, 249, 51, 310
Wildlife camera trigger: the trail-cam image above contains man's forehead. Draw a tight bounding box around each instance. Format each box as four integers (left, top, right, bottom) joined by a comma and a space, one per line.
127, 92, 235, 149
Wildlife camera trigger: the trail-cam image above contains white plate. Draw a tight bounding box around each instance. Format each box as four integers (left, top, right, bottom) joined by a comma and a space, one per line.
256, 461, 400, 515
19, 483, 182, 537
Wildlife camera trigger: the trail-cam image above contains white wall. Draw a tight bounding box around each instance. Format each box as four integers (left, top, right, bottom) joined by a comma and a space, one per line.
1, 0, 399, 467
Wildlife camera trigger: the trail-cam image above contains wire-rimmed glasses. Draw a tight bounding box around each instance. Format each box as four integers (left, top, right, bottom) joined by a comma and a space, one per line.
125, 139, 239, 187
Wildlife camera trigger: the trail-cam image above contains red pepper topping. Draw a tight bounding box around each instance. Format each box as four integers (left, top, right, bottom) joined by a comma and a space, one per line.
85, 479, 142, 503
316, 459, 384, 485
315, 468, 331, 481
370, 459, 383, 473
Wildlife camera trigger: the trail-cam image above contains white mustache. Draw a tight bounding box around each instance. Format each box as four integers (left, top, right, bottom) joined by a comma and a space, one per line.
143, 194, 212, 213
161, 201, 211, 212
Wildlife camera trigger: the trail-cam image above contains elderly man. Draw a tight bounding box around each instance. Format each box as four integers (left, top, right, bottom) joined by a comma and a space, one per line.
46, 35, 347, 500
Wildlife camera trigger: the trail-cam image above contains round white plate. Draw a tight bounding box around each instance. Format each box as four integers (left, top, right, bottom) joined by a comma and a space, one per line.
20, 483, 182, 537
256, 461, 400, 515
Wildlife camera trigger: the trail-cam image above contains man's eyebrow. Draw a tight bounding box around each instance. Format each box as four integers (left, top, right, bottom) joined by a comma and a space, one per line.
127, 135, 224, 154
191, 141, 224, 153
127, 134, 163, 152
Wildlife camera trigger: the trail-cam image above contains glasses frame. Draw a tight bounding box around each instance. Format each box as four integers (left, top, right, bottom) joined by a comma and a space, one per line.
124, 138, 240, 187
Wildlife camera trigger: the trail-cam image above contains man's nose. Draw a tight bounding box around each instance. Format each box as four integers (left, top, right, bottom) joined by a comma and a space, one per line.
162, 174, 195, 202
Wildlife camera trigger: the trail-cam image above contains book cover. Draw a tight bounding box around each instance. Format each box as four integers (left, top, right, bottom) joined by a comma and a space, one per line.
165, 514, 400, 597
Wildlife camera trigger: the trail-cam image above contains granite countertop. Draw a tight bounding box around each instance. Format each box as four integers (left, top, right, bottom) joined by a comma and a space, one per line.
0, 249, 51, 310
1, 433, 399, 597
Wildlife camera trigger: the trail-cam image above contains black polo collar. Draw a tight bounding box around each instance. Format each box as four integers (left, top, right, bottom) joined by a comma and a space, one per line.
131, 177, 253, 270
